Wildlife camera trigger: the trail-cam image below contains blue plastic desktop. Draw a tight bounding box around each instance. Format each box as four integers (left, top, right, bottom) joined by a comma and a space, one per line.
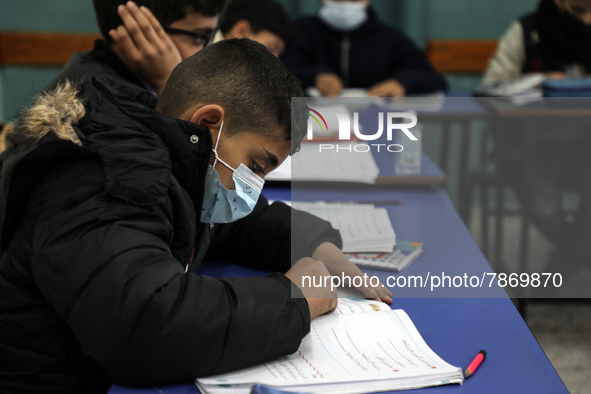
109, 185, 567, 394
374, 151, 445, 185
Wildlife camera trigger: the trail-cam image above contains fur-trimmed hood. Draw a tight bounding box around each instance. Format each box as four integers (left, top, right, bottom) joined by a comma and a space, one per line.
0, 82, 84, 155
0, 75, 213, 249
12, 81, 85, 147
0, 122, 14, 153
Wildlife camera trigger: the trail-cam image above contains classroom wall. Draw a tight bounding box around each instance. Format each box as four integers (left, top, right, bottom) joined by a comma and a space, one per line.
271, 0, 541, 205
421, 0, 540, 92
0, 0, 544, 208
0, 71, 3, 122
0, 0, 98, 32
0, 0, 98, 123
276, 0, 541, 91
0, 0, 544, 123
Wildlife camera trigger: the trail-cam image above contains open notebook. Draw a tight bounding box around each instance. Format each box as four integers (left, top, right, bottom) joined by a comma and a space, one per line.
196, 292, 463, 394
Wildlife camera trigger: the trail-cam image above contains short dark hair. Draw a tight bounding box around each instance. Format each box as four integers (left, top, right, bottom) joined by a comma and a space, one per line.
220, 0, 291, 44
156, 38, 306, 154
93, 0, 227, 43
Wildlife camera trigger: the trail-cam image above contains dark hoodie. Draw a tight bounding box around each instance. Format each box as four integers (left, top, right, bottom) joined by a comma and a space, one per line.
281, 7, 447, 93
521, 0, 591, 74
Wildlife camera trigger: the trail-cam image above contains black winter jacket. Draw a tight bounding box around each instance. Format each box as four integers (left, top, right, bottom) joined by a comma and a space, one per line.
47, 39, 341, 270
0, 77, 339, 393
281, 8, 448, 93
50, 39, 151, 93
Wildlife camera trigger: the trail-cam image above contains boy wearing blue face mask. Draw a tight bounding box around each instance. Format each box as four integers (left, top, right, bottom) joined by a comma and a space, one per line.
281, 0, 447, 97
0, 39, 391, 393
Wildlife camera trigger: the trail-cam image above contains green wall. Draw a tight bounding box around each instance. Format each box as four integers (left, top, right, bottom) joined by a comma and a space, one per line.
275, 0, 541, 92
275, 0, 540, 42
0, 0, 99, 122
0, 0, 98, 33
1, 0, 543, 122
0, 0, 547, 208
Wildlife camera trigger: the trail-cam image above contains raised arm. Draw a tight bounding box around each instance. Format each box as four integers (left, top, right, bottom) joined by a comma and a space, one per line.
109, 2, 182, 94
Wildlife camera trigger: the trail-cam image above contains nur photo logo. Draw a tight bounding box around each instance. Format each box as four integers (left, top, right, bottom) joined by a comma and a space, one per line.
303, 107, 420, 153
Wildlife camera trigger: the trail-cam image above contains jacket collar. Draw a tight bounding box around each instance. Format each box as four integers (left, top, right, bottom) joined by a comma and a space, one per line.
77, 76, 213, 202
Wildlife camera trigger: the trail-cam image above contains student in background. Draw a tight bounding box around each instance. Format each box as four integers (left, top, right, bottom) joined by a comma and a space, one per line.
51, 0, 226, 95
482, 0, 591, 85
214, 0, 291, 57
0, 39, 381, 393
281, 0, 447, 97
481, 0, 591, 277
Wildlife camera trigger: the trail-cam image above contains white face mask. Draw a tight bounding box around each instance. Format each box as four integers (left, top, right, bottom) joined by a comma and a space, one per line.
200, 120, 265, 224
319, 1, 368, 32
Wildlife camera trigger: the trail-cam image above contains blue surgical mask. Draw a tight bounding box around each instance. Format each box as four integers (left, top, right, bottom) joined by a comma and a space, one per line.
200, 121, 265, 223
319, 1, 368, 32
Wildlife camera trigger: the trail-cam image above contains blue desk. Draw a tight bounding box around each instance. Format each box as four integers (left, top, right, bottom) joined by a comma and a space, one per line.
376, 96, 489, 221
375, 152, 446, 187
354, 98, 489, 220
272, 96, 488, 189
109, 186, 566, 394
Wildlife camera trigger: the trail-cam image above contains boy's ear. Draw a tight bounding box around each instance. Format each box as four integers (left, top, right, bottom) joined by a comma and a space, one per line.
229, 20, 252, 38
189, 105, 225, 129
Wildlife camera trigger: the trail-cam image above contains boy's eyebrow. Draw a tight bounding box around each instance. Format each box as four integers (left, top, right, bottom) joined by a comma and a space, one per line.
264, 149, 279, 168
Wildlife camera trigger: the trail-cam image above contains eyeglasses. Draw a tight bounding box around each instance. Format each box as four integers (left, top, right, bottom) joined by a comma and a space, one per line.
163, 26, 217, 47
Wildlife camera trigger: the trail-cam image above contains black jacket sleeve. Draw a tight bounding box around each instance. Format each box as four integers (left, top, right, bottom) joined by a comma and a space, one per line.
281, 19, 335, 89
31, 159, 310, 386
206, 195, 342, 272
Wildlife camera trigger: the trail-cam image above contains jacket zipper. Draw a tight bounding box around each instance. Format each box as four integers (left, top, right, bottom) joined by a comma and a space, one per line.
341, 35, 351, 88
188, 133, 213, 270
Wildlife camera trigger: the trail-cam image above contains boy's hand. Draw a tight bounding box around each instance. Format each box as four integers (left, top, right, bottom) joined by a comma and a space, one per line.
285, 258, 338, 319
312, 242, 393, 304
109, 1, 182, 95
368, 79, 406, 97
315, 73, 343, 97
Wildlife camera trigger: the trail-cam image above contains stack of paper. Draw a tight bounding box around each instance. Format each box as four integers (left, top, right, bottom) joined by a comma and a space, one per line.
306, 87, 372, 98
305, 87, 446, 112
475, 73, 545, 105
267, 142, 379, 184
289, 142, 379, 184
292, 202, 395, 253
196, 293, 464, 394
266, 103, 379, 183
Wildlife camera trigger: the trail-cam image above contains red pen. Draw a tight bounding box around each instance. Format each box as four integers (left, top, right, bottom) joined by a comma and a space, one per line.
465, 349, 486, 378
